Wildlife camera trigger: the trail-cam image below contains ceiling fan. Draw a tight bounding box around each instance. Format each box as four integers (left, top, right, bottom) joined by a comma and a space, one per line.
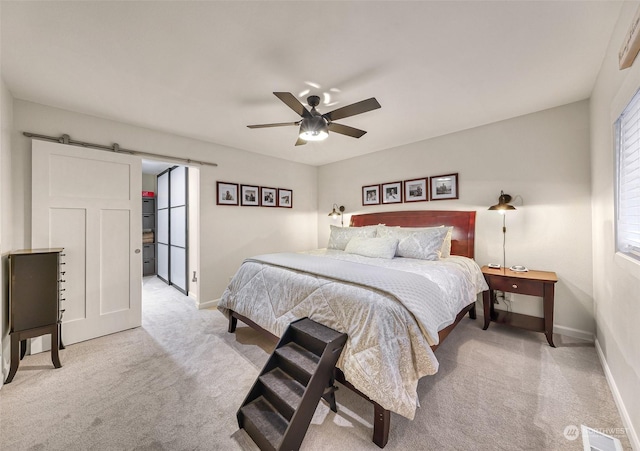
247, 92, 381, 146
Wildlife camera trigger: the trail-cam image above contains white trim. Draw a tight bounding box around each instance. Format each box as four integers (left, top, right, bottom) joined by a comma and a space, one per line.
614, 252, 640, 281
1, 356, 8, 390
595, 338, 640, 451
478, 301, 595, 342
197, 298, 218, 310
553, 324, 594, 342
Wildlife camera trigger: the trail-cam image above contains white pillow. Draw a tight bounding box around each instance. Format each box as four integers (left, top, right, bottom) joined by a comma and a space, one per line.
327, 225, 377, 250
440, 227, 453, 258
377, 225, 453, 258
376, 225, 450, 260
344, 237, 399, 259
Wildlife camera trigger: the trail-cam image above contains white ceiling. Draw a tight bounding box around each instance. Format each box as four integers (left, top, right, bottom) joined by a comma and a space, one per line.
141, 160, 175, 176
1, 1, 624, 166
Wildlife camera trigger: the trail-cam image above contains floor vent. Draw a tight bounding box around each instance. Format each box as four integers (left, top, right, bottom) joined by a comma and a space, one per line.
581, 425, 623, 451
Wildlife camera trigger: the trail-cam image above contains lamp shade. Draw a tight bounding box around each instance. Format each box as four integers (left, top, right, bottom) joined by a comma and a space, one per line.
328, 204, 345, 219
488, 191, 516, 211
299, 116, 329, 141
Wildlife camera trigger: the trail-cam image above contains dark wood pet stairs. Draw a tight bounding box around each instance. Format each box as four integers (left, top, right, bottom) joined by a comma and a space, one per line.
237, 317, 347, 451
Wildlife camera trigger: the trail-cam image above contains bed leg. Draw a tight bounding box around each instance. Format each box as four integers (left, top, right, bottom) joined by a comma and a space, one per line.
469, 303, 477, 320
372, 403, 390, 448
228, 314, 237, 333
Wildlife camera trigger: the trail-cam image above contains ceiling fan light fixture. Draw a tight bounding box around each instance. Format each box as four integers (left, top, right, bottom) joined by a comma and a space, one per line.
299, 116, 329, 141
247, 92, 380, 145
299, 130, 328, 141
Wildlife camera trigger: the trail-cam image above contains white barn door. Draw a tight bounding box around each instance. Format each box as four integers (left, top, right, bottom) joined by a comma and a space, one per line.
32, 140, 142, 345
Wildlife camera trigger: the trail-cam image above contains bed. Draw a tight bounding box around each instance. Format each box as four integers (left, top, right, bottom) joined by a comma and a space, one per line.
218, 210, 487, 448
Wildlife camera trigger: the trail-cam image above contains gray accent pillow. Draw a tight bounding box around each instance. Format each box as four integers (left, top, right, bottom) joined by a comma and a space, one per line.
344, 237, 399, 259
376, 225, 450, 260
327, 225, 378, 250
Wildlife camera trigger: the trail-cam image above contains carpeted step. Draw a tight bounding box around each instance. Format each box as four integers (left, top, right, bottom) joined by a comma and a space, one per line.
240, 396, 288, 451
259, 367, 305, 420
291, 318, 346, 356
275, 342, 319, 384
237, 318, 347, 451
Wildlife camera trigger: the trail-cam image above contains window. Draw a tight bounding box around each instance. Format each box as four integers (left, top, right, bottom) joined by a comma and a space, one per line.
616, 89, 640, 261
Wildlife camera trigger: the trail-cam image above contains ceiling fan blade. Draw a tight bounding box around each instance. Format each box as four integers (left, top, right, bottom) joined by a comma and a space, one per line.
323, 97, 381, 122
295, 137, 307, 146
274, 92, 312, 118
247, 122, 299, 129
328, 122, 367, 138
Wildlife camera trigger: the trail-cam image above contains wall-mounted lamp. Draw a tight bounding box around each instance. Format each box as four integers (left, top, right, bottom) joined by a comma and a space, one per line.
488, 191, 516, 213
488, 191, 516, 269
328, 204, 345, 227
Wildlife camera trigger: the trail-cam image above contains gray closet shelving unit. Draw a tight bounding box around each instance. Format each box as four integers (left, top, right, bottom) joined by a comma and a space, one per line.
143, 196, 156, 276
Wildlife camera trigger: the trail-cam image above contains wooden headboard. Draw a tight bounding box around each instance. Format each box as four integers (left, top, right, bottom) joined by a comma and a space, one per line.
349, 210, 476, 259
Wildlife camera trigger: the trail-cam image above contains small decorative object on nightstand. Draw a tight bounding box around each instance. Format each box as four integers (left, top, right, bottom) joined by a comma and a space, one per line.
481, 265, 558, 347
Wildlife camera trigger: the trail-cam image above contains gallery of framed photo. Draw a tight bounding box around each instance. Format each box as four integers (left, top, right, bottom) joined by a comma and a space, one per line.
261, 187, 277, 207
278, 189, 293, 208
430, 173, 459, 200
240, 185, 259, 206
362, 184, 380, 206
382, 181, 403, 204
217, 181, 239, 206
404, 178, 428, 202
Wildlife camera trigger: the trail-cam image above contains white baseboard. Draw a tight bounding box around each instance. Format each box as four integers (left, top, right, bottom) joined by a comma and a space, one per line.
198, 298, 219, 310
595, 338, 640, 451
0, 354, 6, 391
474, 301, 595, 343
553, 324, 594, 342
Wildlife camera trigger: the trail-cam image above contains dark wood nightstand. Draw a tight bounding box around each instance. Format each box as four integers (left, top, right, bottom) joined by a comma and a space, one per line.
481, 266, 558, 347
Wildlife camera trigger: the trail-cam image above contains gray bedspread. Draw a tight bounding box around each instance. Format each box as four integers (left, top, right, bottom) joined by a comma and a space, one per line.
218, 250, 487, 419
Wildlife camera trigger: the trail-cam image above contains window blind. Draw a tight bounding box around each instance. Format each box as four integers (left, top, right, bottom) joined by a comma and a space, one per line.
616, 89, 640, 260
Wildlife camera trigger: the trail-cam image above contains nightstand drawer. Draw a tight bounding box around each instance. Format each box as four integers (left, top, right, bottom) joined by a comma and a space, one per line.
486, 276, 544, 296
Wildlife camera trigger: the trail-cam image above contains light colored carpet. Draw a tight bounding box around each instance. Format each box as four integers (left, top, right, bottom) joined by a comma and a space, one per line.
0, 276, 632, 450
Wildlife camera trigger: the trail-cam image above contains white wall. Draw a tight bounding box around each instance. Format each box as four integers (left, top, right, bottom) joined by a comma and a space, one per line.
0, 76, 14, 382
11, 100, 318, 308
188, 167, 200, 301
590, 2, 640, 448
319, 100, 594, 339
141, 173, 156, 192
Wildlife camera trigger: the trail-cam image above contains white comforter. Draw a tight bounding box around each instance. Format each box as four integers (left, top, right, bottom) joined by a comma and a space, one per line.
218, 249, 488, 419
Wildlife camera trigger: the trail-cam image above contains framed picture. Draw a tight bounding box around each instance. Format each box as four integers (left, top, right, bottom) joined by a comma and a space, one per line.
382, 181, 402, 204
278, 188, 293, 208
217, 181, 238, 205
404, 178, 428, 202
362, 184, 380, 206
261, 187, 277, 207
430, 173, 459, 200
240, 185, 259, 206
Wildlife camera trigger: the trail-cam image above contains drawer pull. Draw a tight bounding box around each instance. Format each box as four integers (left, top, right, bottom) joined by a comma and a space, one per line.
512, 284, 518, 289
